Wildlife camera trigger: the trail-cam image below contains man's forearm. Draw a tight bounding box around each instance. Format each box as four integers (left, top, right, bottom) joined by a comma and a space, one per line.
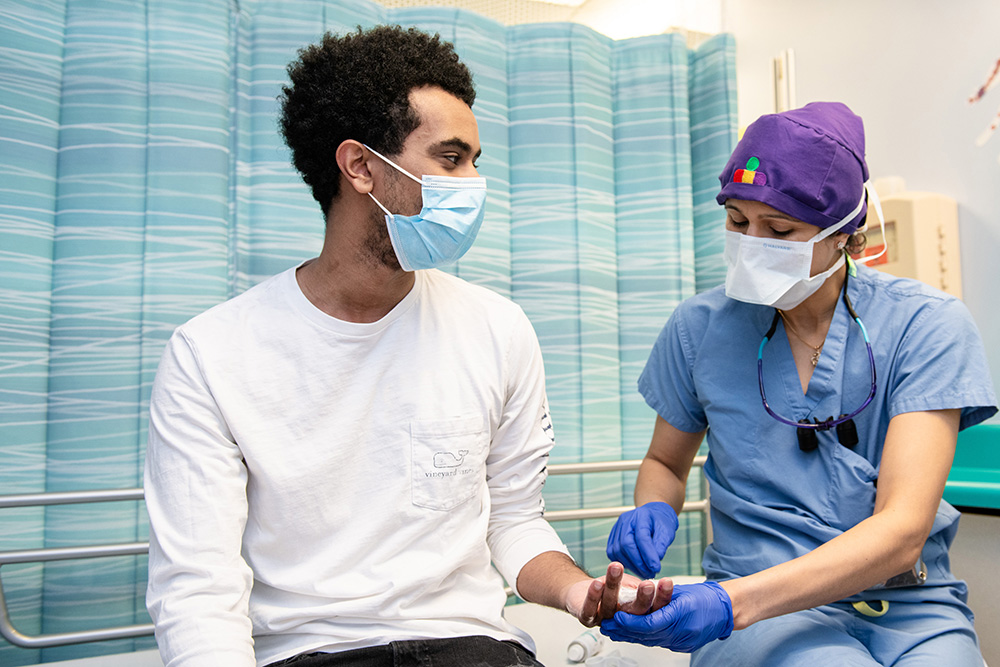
515, 550, 592, 611
514, 551, 667, 627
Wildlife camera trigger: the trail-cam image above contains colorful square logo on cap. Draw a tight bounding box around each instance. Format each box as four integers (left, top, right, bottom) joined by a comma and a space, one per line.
733, 157, 767, 185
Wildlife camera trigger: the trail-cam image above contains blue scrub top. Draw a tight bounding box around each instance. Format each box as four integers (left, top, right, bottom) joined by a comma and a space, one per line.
639, 263, 997, 604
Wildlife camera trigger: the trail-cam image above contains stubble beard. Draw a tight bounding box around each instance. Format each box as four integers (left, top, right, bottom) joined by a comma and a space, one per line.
362, 167, 415, 271
363, 208, 401, 271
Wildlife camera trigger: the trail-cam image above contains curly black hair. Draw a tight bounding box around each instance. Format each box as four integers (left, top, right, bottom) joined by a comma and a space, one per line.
279, 25, 476, 216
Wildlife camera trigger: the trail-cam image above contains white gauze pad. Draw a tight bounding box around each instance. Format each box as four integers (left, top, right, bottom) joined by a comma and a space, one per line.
617, 586, 638, 605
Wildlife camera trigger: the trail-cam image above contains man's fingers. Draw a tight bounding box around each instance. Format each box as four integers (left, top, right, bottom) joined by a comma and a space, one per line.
577, 579, 604, 627
621, 579, 656, 615
605, 561, 624, 586
600, 562, 623, 618
651, 577, 674, 611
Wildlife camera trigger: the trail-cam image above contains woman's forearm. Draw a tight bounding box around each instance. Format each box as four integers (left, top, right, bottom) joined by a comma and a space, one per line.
633, 417, 704, 512
633, 455, 689, 512
721, 508, 926, 629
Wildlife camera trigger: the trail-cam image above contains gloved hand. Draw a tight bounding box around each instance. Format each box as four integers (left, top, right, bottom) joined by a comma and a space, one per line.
606, 502, 678, 579
599, 581, 733, 653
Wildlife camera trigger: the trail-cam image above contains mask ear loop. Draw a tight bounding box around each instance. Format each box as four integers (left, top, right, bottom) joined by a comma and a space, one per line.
852, 181, 889, 266
363, 143, 424, 185
363, 143, 424, 220
368, 192, 392, 216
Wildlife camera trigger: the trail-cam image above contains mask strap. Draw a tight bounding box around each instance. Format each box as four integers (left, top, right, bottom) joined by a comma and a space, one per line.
853, 181, 889, 266
813, 188, 866, 243
363, 144, 423, 185
368, 192, 391, 216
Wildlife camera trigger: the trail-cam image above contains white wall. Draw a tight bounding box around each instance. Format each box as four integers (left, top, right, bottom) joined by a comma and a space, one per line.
570, 0, 721, 39
722, 0, 1000, 402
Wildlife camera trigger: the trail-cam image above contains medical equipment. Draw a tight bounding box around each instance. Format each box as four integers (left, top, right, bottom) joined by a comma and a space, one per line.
757, 270, 877, 451
567, 628, 604, 663
858, 191, 962, 299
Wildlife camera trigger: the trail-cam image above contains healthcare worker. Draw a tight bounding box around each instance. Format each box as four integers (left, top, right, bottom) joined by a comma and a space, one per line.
603, 102, 997, 665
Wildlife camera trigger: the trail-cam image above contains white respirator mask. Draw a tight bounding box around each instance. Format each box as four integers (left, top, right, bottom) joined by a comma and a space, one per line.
724, 182, 885, 310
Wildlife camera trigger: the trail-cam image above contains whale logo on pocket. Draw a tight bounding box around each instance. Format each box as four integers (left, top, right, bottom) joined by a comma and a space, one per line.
433, 449, 469, 469
411, 416, 485, 511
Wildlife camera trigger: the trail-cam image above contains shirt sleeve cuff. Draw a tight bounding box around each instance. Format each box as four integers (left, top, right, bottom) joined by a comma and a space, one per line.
490, 518, 572, 600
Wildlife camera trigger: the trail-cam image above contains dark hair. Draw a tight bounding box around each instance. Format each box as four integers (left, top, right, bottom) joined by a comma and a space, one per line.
279, 25, 476, 215
845, 231, 868, 256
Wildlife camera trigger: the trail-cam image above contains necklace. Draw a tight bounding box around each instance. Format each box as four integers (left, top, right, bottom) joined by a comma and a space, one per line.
777, 310, 824, 366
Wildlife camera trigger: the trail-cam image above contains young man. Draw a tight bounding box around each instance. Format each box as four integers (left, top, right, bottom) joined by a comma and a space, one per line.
145, 26, 663, 667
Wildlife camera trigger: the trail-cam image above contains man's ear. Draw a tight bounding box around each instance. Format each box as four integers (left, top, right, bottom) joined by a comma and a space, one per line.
336, 140, 374, 195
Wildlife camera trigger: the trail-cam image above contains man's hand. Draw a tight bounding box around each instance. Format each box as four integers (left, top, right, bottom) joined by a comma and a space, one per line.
565, 562, 674, 627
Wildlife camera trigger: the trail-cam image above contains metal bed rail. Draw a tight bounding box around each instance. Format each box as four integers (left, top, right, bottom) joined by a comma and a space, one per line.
544, 456, 709, 523
0, 489, 153, 649
0, 456, 708, 649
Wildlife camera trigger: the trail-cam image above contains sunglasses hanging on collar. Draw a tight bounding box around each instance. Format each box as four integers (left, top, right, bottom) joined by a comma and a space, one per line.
756, 271, 877, 452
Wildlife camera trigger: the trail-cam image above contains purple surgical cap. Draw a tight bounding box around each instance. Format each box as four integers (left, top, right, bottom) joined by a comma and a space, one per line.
716, 102, 869, 233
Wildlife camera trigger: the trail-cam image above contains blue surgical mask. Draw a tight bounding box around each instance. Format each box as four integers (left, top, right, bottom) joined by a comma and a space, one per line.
364, 144, 487, 272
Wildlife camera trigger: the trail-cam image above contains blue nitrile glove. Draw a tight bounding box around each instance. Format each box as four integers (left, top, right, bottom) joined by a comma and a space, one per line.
599, 581, 734, 653
606, 501, 678, 579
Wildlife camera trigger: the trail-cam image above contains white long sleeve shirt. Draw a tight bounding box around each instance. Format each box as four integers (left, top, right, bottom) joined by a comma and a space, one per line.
144, 266, 569, 667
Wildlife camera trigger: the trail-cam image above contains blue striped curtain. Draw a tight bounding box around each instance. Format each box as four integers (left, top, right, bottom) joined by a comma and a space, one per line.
690, 34, 737, 293
0, 1, 736, 663
506, 23, 622, 570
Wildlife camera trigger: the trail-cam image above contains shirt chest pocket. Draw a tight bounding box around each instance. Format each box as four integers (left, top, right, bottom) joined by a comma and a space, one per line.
410, 416, 488, 511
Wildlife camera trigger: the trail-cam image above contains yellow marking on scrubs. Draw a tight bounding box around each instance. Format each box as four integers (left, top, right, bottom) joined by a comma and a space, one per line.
852, 600, 889, 617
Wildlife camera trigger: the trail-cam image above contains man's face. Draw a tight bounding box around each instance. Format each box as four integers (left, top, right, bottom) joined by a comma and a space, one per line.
388, 85, 482, 214
364, 86, 482, 269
